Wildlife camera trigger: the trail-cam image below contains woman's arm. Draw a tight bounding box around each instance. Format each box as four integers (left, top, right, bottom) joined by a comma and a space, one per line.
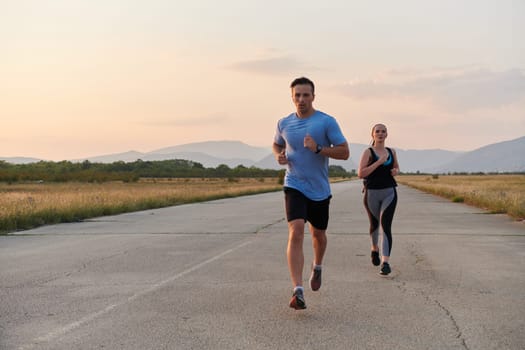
391, 148, 400, 176
357, 149, 372, 179
358, 148, 388, 178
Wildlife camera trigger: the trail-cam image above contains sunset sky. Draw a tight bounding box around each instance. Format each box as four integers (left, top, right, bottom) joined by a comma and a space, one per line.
2, 0, 524, 161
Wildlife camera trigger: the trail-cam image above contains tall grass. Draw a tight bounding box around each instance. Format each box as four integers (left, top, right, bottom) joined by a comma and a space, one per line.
0, 178, 281, 233
397, 174, 525, 220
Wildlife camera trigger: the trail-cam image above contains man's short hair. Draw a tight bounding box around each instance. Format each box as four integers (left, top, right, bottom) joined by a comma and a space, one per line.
290, 77, 315, 94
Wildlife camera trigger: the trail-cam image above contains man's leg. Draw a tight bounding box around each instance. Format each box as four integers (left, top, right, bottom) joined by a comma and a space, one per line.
309, 224, 326, 291
310, 224, 327, 266
288, 219, 307, 309
287, 219, 305, 288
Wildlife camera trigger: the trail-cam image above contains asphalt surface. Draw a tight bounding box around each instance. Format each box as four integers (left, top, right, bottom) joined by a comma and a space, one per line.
1, 180, 524, 350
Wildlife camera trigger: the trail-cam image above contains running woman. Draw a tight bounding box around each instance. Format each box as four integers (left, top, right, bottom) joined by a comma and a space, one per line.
357, 123, 400, 275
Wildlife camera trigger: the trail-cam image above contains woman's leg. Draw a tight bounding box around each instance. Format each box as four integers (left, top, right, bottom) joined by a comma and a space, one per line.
364, 190, 380, 251
379, 188, 397, 263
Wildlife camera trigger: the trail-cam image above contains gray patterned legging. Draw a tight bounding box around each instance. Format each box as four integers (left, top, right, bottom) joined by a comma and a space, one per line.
364, 187, 397, 257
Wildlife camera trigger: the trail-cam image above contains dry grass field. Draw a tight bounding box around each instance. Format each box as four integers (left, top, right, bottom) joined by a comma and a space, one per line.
397, 174, 525, 220
2, 175, 522, 233
0, 177, 282, 233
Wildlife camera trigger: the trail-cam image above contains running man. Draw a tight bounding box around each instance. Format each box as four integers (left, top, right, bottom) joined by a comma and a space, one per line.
273, 77, 349, 309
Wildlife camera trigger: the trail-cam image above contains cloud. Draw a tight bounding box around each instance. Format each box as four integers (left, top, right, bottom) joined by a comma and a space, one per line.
228, 54, 318, 75
338, 68, 525, 112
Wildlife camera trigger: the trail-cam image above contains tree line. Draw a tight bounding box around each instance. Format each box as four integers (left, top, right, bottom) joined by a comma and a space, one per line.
0, 159, 353, 183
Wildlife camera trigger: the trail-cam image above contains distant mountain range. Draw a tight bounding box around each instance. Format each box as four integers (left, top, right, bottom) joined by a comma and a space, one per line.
2, 137, 524, 173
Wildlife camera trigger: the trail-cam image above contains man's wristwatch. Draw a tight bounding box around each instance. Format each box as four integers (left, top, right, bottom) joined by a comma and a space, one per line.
315, 144, 322, 154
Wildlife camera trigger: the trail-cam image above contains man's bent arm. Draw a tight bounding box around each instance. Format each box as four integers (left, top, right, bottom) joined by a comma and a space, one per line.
273, 142, 285, 156
319, 142, 349, 160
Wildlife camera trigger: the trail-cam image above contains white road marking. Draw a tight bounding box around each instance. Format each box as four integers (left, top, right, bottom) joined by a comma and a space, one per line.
19, 239, 253, 350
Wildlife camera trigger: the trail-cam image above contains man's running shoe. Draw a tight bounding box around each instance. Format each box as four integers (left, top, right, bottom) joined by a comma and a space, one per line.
309, 265, 322, 291
379, 262, 391, 276
371, 251, 380, 266
289, 289, 306, 310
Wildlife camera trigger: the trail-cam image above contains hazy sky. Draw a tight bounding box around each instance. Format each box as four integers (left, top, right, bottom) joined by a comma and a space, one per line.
2, 0, 524, 160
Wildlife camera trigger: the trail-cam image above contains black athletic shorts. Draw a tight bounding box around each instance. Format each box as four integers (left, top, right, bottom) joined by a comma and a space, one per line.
284, 187, 331, 230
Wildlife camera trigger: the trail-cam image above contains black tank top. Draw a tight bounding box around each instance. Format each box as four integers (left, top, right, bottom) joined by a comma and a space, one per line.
364, 147, 397, 189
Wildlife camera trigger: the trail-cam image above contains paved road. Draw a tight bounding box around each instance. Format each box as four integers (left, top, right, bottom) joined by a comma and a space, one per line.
1, 181, 524, 350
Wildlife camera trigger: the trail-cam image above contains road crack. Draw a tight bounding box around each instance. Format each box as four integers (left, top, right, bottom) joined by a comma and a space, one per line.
395, 242, 470, 350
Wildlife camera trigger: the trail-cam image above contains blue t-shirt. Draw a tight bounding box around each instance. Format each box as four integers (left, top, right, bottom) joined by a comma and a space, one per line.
274, 110, 347, 201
